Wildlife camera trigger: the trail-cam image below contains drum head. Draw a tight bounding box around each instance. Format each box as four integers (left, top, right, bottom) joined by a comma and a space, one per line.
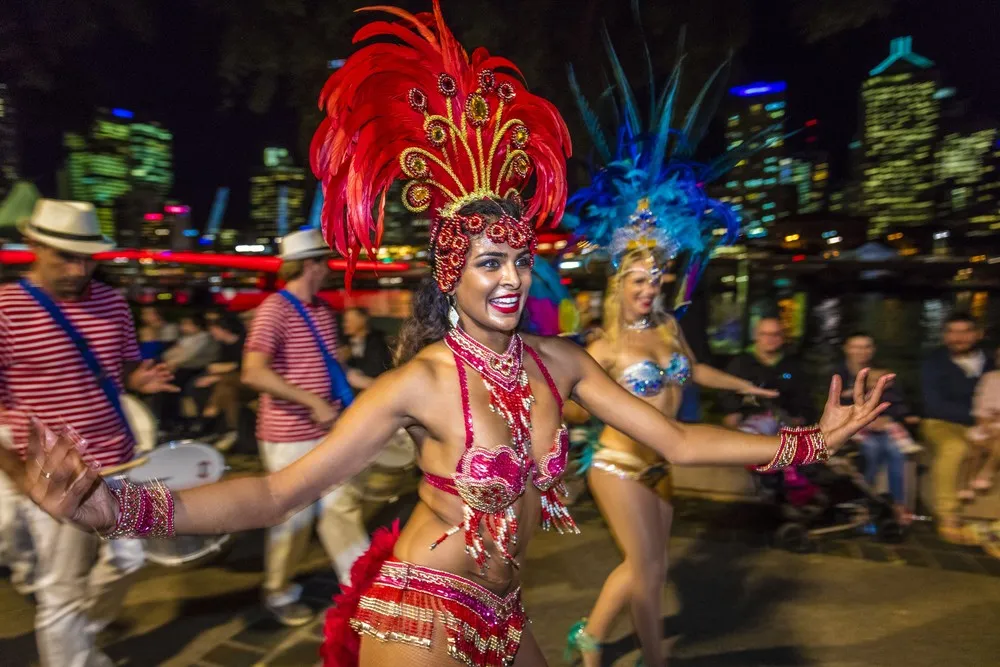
122, 394, 157, 454
127, 441, 226, 490
374, 430, 416, 469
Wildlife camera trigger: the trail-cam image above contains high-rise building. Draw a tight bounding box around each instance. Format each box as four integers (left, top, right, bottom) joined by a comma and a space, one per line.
64, 108, 173, 241
861, 36, 940, 239
935, 120, 996, 215
218, 228, 241, 252
249, 147, 306, 248
130, 121, 173, 195
716, 82, 795, 240
0, 84, 19, 200
782, 151, 830, 215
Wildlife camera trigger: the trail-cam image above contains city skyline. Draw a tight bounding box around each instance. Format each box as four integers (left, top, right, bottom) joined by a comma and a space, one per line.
3, 0, 1000, 239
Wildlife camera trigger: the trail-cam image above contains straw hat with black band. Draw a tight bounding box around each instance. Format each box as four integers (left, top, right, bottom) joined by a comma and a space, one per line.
17, 199, 115, 256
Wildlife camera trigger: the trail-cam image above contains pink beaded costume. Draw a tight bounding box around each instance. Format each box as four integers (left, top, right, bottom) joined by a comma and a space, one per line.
311, 2, 573, 665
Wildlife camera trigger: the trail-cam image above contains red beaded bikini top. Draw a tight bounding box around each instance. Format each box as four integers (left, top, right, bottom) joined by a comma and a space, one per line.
424, 329, 577, 571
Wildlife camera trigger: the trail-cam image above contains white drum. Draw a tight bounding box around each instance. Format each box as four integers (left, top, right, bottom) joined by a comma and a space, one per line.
122, 394, 157, 454
355, 430, 418, 503
123, 441, 231, 567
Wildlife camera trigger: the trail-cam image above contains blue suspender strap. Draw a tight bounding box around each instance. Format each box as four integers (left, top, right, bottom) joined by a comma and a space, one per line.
18, 279, 135, 442
277, 290, 354, 408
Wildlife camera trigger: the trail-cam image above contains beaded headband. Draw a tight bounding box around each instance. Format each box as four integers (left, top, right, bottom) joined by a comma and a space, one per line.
310, 1, 570, 288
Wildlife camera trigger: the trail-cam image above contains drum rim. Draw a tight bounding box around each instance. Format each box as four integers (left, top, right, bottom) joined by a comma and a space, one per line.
143, 534, 232, 566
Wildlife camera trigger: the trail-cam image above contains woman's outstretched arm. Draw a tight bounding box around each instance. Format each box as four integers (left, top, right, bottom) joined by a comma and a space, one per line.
561, 340, 890, 466
173, 361, 429, 534
6, 359, 434, 536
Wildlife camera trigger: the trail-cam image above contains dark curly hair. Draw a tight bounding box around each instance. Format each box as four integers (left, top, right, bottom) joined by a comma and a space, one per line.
395, 195, 525, 364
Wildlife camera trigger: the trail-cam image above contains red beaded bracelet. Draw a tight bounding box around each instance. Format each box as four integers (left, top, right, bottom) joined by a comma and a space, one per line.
753, 425, 829, 473
99, 479, 175, 540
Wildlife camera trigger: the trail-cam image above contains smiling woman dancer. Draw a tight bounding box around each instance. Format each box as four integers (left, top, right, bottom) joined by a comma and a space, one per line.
0, 3, 893, 667
558, 25, 793, 667
567, 246, 778, 667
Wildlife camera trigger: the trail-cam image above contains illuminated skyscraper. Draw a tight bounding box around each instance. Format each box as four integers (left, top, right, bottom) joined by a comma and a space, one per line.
64, 108, 174, 240
0, 84, 19, 199
249, 147, 306, 248
130, 121, 173, 195
717, 82, 794, 240
782, 151, 830, 215
861, 36, 940, 238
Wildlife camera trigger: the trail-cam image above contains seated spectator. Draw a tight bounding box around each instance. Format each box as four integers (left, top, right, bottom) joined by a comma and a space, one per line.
720, 316, 815, 429
161, 312, 219, 431
836, 332, 920, 524
921, 312, 995, 544
963, 348, 1000, 497
137, 306, 179, 361
164, 313, 219, 375
189, 312, 249, 450
342, 306, 393, 391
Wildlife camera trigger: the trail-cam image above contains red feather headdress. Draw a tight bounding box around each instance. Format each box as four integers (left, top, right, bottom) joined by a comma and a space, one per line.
310, 0, 571, 289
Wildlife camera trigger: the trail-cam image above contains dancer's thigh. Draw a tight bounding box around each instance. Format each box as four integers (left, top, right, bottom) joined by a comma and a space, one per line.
359, 621, 453, 667
512, 627, 548, 667
589, 468, 668, 562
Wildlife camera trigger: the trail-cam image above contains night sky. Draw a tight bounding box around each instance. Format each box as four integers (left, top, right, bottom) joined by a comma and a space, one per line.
13, 0, 1000, 232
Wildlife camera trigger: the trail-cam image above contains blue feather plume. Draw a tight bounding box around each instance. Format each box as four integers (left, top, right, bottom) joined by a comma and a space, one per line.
564, 14, 752, 285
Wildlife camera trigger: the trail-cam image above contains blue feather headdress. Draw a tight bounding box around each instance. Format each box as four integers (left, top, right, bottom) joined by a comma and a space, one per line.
562, 5, 778, 314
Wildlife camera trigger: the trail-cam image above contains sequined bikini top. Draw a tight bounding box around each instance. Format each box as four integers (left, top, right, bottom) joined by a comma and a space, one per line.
423, 331, 577, 571
619, 353, 691, 398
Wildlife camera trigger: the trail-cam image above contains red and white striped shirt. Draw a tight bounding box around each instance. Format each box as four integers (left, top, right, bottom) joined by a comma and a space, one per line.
246, 292, 340, 443
0, 280, 140, 467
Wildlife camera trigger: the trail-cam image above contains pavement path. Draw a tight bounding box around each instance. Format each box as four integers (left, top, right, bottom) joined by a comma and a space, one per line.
2, 497, 1000, 666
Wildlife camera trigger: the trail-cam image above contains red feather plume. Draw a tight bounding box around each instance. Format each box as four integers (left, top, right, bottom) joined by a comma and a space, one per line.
310, 0, 572, 286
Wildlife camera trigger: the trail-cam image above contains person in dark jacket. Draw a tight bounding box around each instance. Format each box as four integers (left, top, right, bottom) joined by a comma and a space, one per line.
342, 307, 393, 390
720, 316, 815, 429
921, 312, 995, 543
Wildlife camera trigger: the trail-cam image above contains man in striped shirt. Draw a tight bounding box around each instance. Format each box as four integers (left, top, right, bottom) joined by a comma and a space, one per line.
242, 228, 369, 626
0, 200, 175, 667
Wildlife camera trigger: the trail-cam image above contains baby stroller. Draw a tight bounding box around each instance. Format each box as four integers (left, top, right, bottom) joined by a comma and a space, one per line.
740, 410, 904, 552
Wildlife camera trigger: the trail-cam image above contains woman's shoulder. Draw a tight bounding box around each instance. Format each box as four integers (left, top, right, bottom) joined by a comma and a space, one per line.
402, 339, 454, 380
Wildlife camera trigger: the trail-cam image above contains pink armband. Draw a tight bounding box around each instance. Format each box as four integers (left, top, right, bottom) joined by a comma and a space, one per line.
99, 479, 175, 540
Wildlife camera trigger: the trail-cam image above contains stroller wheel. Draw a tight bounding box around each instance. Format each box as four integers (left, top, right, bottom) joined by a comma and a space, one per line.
877, 518, 904, 544
776, 522, 812, 553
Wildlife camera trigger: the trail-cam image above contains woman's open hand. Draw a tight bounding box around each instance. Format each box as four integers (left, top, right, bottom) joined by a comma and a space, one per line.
18, 420, 118, 533
819, 369, 893, 452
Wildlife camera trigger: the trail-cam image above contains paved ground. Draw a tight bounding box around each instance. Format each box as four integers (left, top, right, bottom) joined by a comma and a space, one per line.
3, 493, 1000, 667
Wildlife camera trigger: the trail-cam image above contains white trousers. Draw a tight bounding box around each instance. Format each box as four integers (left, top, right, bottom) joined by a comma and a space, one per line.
259, 438, 370, 606
1, 472, 145, 667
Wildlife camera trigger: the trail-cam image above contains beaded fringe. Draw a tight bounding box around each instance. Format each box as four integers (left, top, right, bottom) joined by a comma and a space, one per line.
351, 583, 524, 667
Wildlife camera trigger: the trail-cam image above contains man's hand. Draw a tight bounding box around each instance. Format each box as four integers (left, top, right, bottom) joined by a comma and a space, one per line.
346, 368, 374, 391
128, 360, 179, 394
308, 397, 340, 428
194, 374, 220, 389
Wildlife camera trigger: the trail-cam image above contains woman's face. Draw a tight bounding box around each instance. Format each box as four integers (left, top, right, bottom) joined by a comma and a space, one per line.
621, 257, 661, 320
453, 234, 533, 334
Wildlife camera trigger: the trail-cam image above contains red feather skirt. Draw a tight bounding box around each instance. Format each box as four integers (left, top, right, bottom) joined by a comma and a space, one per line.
321, 521, 526, 667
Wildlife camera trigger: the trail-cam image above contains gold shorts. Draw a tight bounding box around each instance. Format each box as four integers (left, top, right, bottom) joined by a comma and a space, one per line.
590, 447, 673, 502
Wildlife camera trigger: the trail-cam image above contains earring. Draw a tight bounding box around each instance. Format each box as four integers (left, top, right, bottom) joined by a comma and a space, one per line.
448, 297, 460, 328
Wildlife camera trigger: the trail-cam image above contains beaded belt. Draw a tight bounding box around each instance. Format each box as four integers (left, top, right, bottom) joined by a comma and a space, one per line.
351, 558, 525, 666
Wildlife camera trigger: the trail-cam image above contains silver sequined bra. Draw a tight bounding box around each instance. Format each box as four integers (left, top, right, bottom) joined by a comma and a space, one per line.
618, 354, 691, 397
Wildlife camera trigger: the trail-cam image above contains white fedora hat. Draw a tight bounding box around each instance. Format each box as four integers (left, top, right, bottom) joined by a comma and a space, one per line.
279, 228, 333, 262
17, 199, 115, 256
